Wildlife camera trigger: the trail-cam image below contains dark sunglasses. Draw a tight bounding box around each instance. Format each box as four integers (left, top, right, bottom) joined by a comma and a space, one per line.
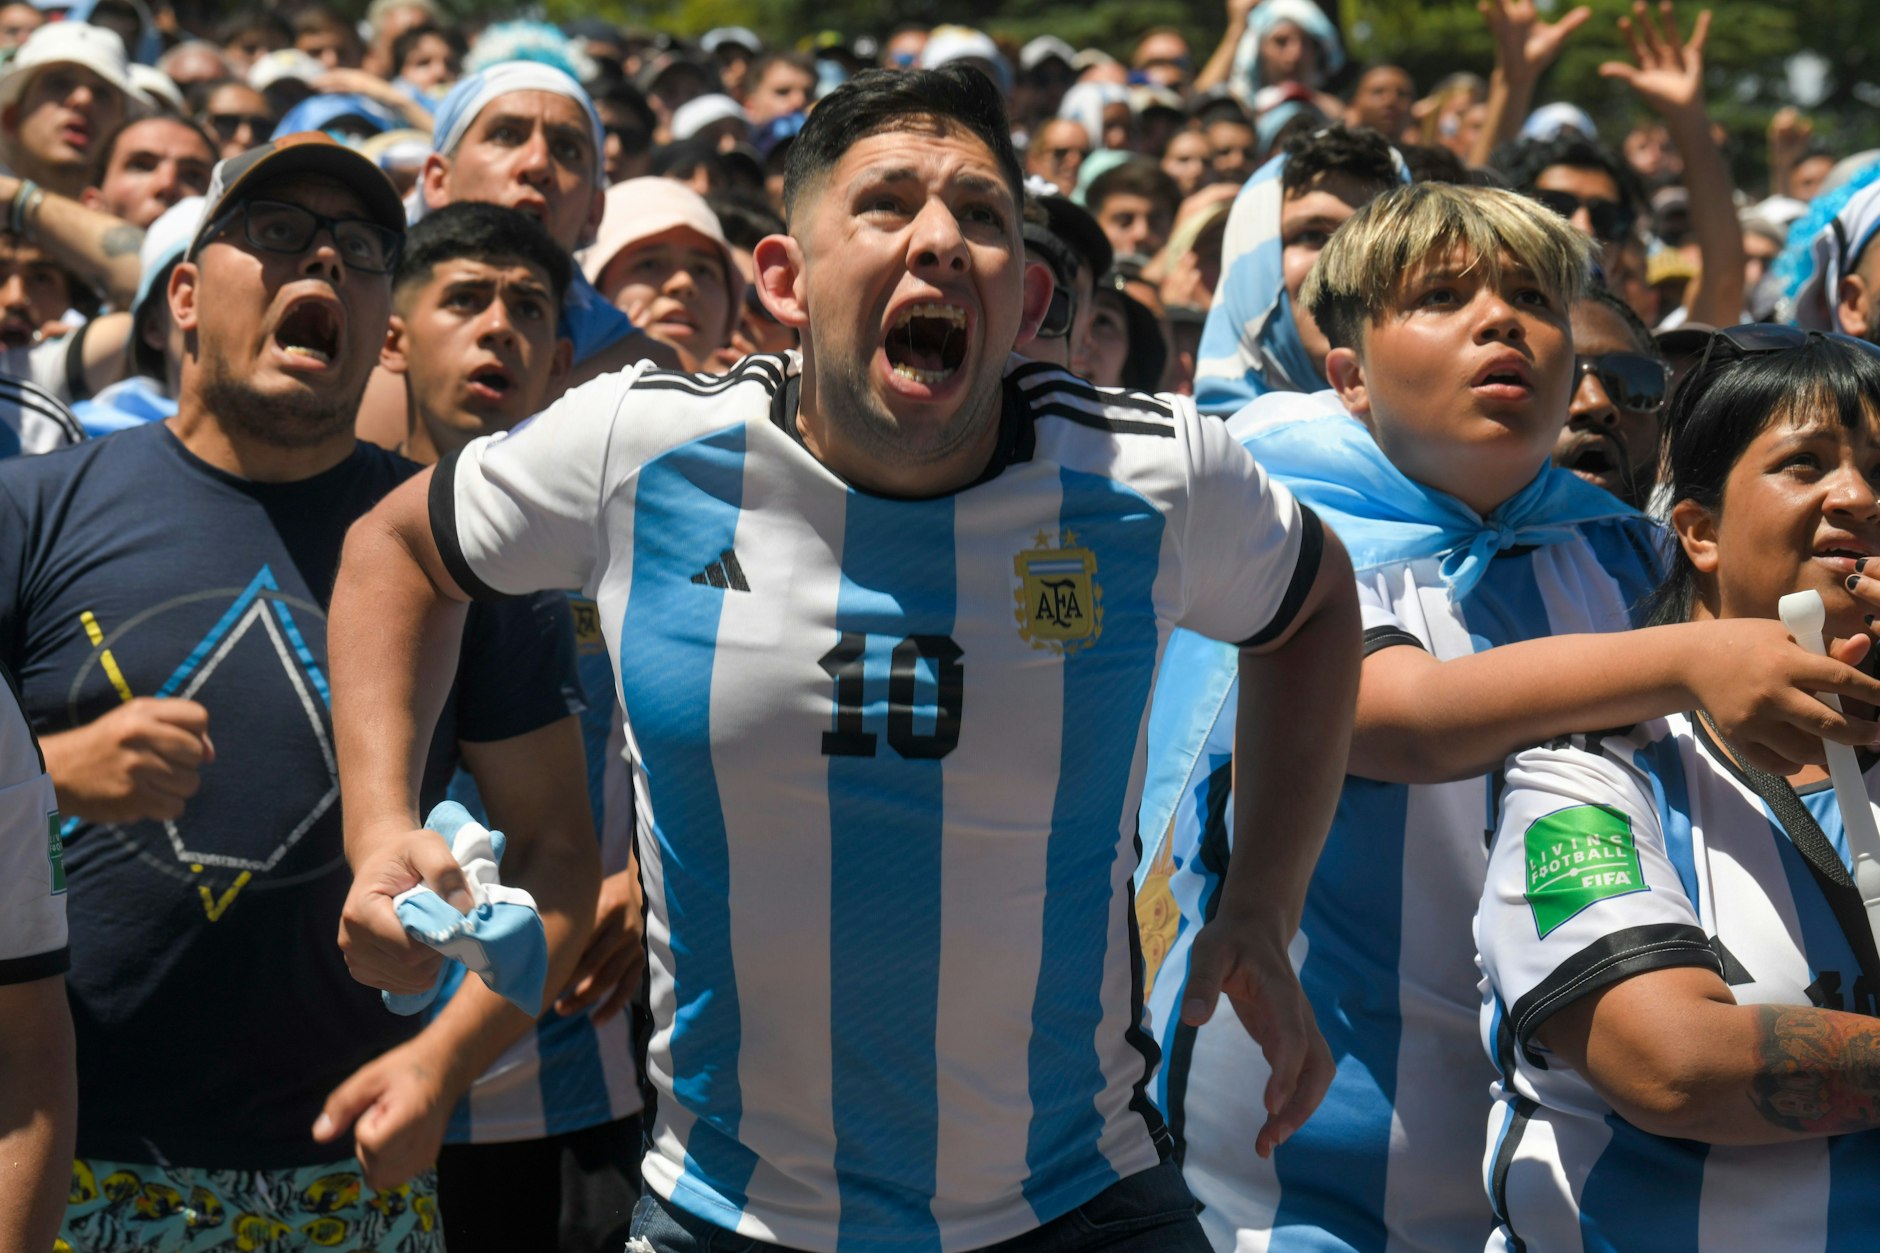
205, 112, 272, 142
1695, 323, 1880, 378
1531, 189, 1635, 243
208, 199, 402, 274
1575, 351, 1670, 413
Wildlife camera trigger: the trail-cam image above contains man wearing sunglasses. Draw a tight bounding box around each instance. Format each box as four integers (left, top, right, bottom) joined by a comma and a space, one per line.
0, 132, 600, 1244
1553, 285, 1673, 510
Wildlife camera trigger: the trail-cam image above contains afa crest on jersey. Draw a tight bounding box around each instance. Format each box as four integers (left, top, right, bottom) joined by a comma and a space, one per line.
1014, 531, 1103, 654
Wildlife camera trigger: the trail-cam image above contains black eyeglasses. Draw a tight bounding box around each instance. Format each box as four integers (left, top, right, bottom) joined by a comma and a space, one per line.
1575, 351, 1670, 413
205, 112, 272, 142
208, 199, 402, 274
1531, 189, 1635, 243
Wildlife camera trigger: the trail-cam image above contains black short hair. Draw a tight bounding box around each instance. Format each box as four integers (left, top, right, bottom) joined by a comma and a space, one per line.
1398, 142, 1467, 185
1281, 124, 1399, 198
1085, 156, 1181, 221
1579, 281, 1658, 357
391, 23, 464, 78
393, 202, 571, 320
747, 50, 817, 90
215, 6, 290, 48
88, 114, 215, 191
782, 65, 1023, 225
1497, 135, 1647, 225
707, 190, 784, 253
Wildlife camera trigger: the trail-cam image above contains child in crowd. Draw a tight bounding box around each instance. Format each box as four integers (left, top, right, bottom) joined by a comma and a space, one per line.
582, 177, 743, 373
1139, 182, 1880, 1253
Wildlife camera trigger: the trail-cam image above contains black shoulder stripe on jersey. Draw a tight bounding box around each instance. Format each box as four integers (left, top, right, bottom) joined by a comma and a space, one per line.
1238, 507, 1324, 649
0, 946, 68, 986
1509, 922, 1719, 1062
429, 450, 506, 603
1712, 934, 1755, 986
634, 361, 782, 398
1363, 625, 1425, 657
0, 657, 45, 774
0, 376, 82, 443
1488, 1095, 1538, 1253
1021, 376, 1176, 420
1159, 754, 1235, 1167
1030, 402, 1177, 439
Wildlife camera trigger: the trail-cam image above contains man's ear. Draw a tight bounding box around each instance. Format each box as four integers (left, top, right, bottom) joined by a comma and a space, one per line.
1839, 272, 1872, 341
1670, 497, 1721, 578
752, 232, 808, 331
78, 187, 102, 211
380, 312, 409, 374
418, 154, 452, 214
169, 259, 200, 332
1324, 345, 1369, 419
1015, 258, 1055, 344
547, 334, 573, 388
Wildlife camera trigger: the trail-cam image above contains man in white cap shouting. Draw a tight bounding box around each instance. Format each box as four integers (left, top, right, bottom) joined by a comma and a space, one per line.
0, 22, 142, 199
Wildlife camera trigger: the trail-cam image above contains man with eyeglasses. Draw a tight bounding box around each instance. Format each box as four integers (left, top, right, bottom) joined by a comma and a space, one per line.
0, 133, 600, 1246
197, 79, 275, 162
1553, 284, 1673, 510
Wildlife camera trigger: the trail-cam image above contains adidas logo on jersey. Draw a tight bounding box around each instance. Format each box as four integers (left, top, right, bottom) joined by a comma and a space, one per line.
691, 548, 750, 592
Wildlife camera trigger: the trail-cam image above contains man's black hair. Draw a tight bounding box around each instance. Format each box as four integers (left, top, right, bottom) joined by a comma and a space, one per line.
1085, 156, 1181, 221
593, 79, 657, 137
88, 114, 215, 191
1496, 135, 1647, 223
1281, 124, 1398, 198
782, 65, 1023, 225
391, 23, 464, 77
214, 6, 290, 48
392, 202, 571, 319
1398, 141, 1467, 186
1191, 95, 1251, 128
708, 191, 784, 253
747, 49, 817, 91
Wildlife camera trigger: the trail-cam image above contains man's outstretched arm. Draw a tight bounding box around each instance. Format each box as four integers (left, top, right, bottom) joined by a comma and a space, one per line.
1178, 528, 1360, 1158
329, 467, 480, 991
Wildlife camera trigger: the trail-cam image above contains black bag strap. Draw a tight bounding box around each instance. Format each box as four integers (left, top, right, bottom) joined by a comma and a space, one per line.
1698, 711, 1880, 999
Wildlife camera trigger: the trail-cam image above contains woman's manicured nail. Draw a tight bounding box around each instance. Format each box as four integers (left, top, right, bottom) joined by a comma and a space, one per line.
1850, 574, 1864, 591
1858, 557, 1871, 573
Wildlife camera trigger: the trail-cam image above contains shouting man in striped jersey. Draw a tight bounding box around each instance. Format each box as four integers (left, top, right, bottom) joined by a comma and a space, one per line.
332, 63, 1362, 1253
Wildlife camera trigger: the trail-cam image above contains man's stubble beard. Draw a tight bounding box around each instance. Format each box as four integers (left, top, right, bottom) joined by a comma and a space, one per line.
816, 341, 1006, 472
193, 341, 369, 450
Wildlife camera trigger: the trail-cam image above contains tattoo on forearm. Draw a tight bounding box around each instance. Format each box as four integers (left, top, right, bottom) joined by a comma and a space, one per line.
100, 225, 143, 258
1749, 1004, 1880, 1134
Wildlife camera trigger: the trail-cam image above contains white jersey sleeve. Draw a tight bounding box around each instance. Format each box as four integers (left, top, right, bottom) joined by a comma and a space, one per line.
1171, 406, 1314, 646
0, 664, 65, 982
1481, 727, 1723, 1063
432, 364, 652, 599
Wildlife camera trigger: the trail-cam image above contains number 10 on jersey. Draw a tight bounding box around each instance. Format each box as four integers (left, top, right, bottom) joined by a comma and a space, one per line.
819, 631, 964, 760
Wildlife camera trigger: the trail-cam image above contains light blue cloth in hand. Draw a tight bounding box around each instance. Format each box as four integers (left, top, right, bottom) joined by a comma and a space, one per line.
382, 801, 550, 1018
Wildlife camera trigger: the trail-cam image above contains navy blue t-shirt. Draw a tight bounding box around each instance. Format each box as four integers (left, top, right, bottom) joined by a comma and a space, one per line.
0, 422, 578, 1169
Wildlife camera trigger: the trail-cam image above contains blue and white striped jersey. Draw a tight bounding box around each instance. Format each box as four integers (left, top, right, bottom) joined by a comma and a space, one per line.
1138, 408, 1660, 1252
431, 351, 1316, 1252
0, 373, 82, 458
438, 595, 641, 1144
1479, 715, 1880, 1253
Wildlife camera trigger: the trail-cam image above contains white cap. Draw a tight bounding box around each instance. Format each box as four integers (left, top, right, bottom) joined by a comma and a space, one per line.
247, 48, 326, 93
671, 93, 747, 142
701, 27, 762, 57
1019, 36, 1076, 72
919, 26, 1010, 95
0, 22, 140, 112
128, 64, 181, 113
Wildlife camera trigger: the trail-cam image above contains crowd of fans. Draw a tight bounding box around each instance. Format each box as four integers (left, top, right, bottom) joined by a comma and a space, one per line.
4, 0, 1880, 1249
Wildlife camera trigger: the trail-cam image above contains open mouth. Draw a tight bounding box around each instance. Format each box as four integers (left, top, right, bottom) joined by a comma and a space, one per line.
466, 364, 514, 400
884, 302, 966, 386
1567, 445, 1616, 476
0, 317, 32, 349
274, 298, 340, 367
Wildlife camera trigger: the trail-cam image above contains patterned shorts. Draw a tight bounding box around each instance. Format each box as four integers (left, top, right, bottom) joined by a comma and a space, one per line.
58, 1158, 444, 1253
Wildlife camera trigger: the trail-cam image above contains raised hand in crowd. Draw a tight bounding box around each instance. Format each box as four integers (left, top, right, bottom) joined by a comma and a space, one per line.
1601, 1, 1742, 324
1471, 0, 1592, 165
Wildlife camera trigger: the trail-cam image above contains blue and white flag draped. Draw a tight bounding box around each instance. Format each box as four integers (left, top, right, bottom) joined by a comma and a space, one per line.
1138, 395, 1642, 874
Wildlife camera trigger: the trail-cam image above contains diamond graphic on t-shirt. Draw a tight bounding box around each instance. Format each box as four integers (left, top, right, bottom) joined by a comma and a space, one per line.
152, 566, 338, 875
